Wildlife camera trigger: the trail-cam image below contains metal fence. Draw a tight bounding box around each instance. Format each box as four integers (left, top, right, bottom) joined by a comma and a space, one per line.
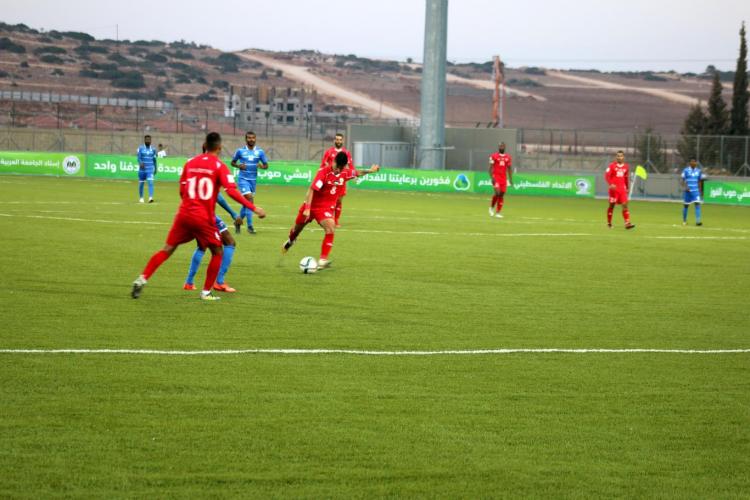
1, 101, 749, 175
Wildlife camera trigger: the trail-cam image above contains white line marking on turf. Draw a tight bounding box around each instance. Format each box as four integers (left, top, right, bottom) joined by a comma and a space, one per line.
0, 213, 168, 225
648, 236, 748, 240
0, 348, 748, 355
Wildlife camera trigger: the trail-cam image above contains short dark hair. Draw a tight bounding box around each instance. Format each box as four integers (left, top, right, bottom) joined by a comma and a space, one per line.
246, 131, 256, 137
335, 151, 349, 167
335, 133, 344, 138
205, 132, 222, 152
616, 150, 624, 154
144, 135, 151, 139
689, 157, 697, 161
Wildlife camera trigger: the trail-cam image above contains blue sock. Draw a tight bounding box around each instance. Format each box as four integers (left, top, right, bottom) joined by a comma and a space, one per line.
148, 179, 154, 198
239, 206, 246, 222
217, 245, 235, 284
682, 205, 688, 222
138, 181, 144, 198
695, 204, 702, 223
246, 208, 253, 228
186, 248, 205, 285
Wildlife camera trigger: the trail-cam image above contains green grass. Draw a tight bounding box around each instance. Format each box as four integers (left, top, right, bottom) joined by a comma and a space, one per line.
1, 175, 749, 497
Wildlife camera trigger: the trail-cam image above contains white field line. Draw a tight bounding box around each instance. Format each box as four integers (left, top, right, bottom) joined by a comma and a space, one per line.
0, 348, 748, 356
2, 211, 750, 237
0, 213, 590, 237
648, 236, 748, 240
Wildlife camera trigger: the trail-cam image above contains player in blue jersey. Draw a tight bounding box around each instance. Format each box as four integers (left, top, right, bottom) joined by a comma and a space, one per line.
183, 193, 240, 293
137, 135, 158, 203
231, 131, 268, 234
681, 158, 706, 226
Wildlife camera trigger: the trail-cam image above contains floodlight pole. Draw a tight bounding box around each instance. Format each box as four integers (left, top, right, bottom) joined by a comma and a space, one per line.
418, 0, 448, 170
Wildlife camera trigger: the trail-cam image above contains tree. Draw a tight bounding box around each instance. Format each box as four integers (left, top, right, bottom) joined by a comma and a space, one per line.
678, 102, 707, 163
706, 70, 729, 135
730, 22, 749, 136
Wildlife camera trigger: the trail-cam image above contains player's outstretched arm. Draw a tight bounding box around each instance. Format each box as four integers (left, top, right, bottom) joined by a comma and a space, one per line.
356, 165, 380, 177
225, 186, 266, 218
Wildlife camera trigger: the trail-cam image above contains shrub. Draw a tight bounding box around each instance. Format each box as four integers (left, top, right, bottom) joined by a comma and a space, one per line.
34, 46, 66, 55
0, 37, 26, 53
40, 54, 65, 64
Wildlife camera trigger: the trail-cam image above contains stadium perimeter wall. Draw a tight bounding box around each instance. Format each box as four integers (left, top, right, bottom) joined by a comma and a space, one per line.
1, 150, 749, 206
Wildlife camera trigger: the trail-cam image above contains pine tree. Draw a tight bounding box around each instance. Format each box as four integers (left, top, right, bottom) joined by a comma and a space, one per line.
706, 71, 729, 135
678, 103, 707, 163
730, 22, 748, 136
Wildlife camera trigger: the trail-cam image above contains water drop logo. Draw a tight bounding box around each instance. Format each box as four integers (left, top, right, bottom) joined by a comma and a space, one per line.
62, 155, 81, 175
575, 178, 591, 195
453, 173, 471, 191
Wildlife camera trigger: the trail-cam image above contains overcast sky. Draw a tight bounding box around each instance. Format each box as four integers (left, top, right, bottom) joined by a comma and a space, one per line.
3, 0, 749, 72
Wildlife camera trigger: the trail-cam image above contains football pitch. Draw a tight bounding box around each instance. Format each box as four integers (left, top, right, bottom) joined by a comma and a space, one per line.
1, 175, 749, 497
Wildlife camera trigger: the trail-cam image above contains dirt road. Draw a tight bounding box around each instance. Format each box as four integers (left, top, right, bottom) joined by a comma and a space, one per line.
238, 51, 417, 120
547, 71, 700, 107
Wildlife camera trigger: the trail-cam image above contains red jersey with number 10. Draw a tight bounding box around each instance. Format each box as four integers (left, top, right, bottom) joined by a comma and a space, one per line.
605, 162, 629, 191
310, 165, 358, 209
177, 155, 237, 223
490, 152, 512, 182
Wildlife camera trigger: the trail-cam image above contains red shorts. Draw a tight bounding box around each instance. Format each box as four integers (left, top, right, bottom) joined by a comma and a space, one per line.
294, 204, 335, 225
608, 189, 628, 205
493, 178, 507, 193
166, 214, 222, 248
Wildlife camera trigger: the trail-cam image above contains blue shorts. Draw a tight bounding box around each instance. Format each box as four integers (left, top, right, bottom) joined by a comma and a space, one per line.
138, 169, 154, 181
215, 216, 228, 233
684, 190, 702, 204
237, 177, 256, 195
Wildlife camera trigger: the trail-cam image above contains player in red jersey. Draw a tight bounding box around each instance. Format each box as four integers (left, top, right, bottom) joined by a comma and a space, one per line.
281, 151, 379, 269
488, 142, 513, 218
605, 150, 635, 230
320, 133, 354, 227
131, 132, 267, 300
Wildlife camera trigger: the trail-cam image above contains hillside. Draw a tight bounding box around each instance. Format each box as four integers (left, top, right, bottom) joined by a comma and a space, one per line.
0, 22, 737, 135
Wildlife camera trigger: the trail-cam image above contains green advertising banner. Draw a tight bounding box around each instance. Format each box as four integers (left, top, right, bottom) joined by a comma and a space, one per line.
87, 154, 188, 181
0, 151, 85, 177
0, 151, 597, 199
350, 168, 474, 192
255, 163, 475, 193
475, 173, 596, 198
704, 181, 750, 206
254, 162, 319, 186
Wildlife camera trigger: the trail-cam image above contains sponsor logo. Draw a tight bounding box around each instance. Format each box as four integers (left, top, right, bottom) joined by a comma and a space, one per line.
453, 173, 471, 191
62, 155, 81, 175
575, 178, 591, 195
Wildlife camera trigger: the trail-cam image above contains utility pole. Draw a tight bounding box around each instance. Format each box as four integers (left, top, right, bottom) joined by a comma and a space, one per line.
418, 0, 448, 170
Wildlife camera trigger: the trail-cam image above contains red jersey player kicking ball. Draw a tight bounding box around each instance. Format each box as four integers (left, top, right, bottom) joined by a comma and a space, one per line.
605, 150, 635, 230
320, 133, 354, 228
281, 151, 379, 270
488, 142, 513, 218
131, 132, 266, 300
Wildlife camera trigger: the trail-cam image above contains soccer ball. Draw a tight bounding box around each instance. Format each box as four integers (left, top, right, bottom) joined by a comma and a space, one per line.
299, 256, 318, 274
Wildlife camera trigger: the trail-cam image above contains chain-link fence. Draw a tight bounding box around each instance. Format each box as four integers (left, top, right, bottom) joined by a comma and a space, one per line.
1, 101, 749, 175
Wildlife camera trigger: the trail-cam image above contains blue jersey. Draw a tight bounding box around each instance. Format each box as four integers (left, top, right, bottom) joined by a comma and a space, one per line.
681, 166, 706, 193
137, 145, 158, 172
232, 146, 268, 181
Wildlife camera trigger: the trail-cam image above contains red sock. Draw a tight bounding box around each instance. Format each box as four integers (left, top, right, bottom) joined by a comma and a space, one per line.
491, 195, 498, 207
203, 251, 222, 292
142, 250, 170, 280
623, 209, 630, 223
334, 200, 342, 224
321, 233, 334, 259
496, 198, 504, 212
289, 227, 300, 242
607, 207, 614, 224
